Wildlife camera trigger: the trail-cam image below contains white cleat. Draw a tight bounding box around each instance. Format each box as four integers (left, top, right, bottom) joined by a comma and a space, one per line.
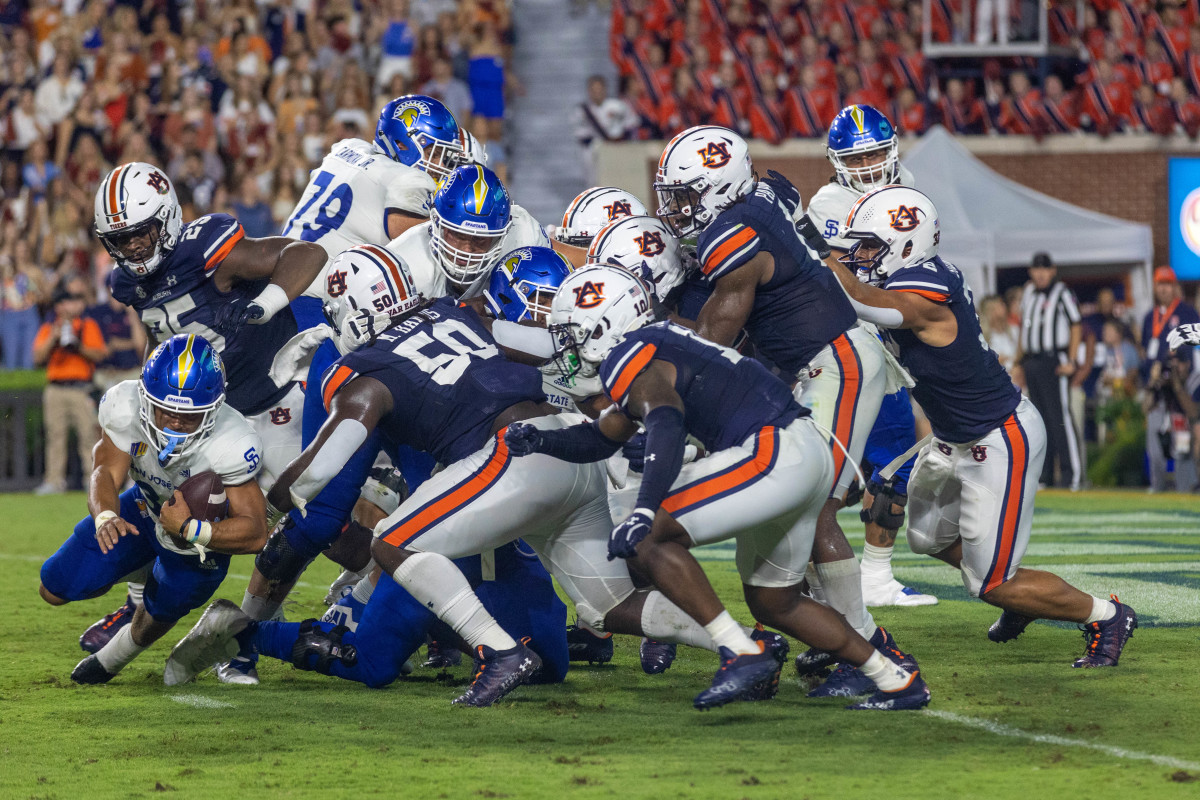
325, 569, 365, 606
215, 658, 259, 685
164, 600, 251, 686
862, 579, 939, 607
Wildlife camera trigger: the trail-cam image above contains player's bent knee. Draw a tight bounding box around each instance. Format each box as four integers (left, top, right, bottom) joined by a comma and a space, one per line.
575, 601, 612, 633
255, 525, 316, 586
38, 583, 69, 606
905, 525, 940, 556
291, 620, 358, 675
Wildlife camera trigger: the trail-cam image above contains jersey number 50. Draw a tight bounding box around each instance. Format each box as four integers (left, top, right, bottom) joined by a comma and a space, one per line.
283, 171, 353, 243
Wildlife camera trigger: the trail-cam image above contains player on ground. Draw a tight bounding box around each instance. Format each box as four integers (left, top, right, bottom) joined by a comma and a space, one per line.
39, 335, 267, 683
653, 126, 902, 694
830, 185, 1136, 668
803, 104, 936, 608
506, 265, 930, 710
554, 186, 646, 248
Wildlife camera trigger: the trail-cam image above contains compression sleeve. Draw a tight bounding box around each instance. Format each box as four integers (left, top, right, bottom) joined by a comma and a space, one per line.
491, 320, 556, 360
848, 296, 905, 329
533, 419, 625, 463
634, 406, 687, 512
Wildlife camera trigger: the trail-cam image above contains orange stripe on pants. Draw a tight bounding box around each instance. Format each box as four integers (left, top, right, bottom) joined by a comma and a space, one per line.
827, 335, 860, 483
661, 427, 776, 515
983, 414, 1027, 595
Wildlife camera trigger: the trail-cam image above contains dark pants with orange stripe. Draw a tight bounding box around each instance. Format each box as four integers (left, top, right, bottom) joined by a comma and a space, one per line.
905, 398, 1046, 597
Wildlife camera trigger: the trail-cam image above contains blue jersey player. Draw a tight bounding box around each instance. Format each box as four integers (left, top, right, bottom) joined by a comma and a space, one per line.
832, 185, 1136, 670
506, 265, 930, 711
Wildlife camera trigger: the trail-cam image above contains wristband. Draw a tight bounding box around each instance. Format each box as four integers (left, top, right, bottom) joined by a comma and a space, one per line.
251, 284, 290, 324
265, 498, 286, 529
182, 517, 214, 547
94, 510, 119, 528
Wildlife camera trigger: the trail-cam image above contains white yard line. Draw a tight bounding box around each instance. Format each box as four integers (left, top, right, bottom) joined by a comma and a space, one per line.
925, 710, 1200, 771
168, 694, 235, 709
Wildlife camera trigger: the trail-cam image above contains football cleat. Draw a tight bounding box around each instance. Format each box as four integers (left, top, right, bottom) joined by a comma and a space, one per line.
988, 609, 1036, 643
71, 654, 117, 685
693, 643, 780, 710
566, 624, 613, 665
744, 627, 790, 701
324, 569, 364, 606
862, 579, 939, 607
79, 594, 137, 654
639, 638, 677, 675
216, 657, 259, 685
422, 638, 463, 669
794, 646, 835, 678
163, 599, 251, 686
1072, 599, 1137, 668
807, 662, 875, 698
869, 626, 917, 670
847, 666, 931, 711
453, 640, 542, 707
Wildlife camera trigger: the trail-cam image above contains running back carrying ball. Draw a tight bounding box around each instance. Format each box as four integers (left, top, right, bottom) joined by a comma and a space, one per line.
169, 472, 229, 546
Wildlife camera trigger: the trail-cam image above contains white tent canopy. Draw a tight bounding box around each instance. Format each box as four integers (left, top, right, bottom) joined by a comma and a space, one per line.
902, 126, 1153, 303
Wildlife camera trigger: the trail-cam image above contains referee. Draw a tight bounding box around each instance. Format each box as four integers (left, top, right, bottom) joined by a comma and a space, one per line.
1015, 252, 1083, 490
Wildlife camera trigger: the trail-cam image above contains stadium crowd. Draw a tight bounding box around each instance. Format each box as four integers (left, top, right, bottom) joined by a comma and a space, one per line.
605, 0, 1200, 142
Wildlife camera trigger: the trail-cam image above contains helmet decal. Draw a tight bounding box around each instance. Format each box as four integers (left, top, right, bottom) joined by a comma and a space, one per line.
175, 335, 196, 387
471, 165, 489, 210
888, 205, 923, 231
634, 230, 665, 256
698, 141, 732, 168
572, 281, 606, 308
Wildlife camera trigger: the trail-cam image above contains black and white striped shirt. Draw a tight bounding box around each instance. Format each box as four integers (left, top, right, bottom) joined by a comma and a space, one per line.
1019, 281, 1081, 355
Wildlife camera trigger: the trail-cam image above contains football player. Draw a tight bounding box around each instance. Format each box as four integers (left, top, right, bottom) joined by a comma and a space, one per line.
803, 104, 936, 608
39, 335, 267, 684
506, 265, 931, 710
554, 186, 647, 248
653, 126, 907, 695
830, 185, 1136, 669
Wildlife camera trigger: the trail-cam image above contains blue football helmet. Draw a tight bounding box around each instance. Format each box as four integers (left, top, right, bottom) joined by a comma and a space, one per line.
375, 95, 463, 180
827, 105, 899, 193
138, 334, 226, 464
485, 246, 573, 324
430, 164, 513, 287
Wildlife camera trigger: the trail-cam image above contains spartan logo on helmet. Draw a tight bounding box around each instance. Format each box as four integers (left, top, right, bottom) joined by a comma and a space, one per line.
393, 99, 432, 127
571, 281, 606, 309
633, 230, 666, 257
888, 205, 922, 232
697, 141, 732, 169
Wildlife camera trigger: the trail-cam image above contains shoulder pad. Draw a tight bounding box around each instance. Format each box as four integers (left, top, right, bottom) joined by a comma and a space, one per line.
599, 330, 660, 406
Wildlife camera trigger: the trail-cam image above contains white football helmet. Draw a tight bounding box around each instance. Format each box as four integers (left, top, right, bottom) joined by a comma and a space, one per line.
839, 185, 940, 285
586, 216, 687, 301
94, 161, 183, 278
548, 264, 654, 381
323, 244, 423, 353
654, 125, 753, 238
456, 129, 489, 167
556, 187, 648, 247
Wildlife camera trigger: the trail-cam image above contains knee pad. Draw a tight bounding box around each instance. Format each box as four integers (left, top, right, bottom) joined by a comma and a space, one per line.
572, 601, 608, 633
904, 524, 939, 556
359, 466, 409, 517
255, 524, 316, 586
290, 619, 358, 675
859, 478, 907, 529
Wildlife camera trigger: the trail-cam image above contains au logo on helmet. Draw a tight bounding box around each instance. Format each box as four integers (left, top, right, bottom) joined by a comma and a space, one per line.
697, 141, 731, 168
604, 200, 632, 219
572, 281, 605, 308
327, 269, 348, 297
146, 171, 170, 195
888, 205, 922, 232
634, 230, 665, 257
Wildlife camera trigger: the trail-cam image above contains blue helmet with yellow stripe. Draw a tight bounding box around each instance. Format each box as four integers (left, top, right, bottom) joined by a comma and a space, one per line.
826, 104, 899, 193
375, 95, 463, 180
138, 334, 226, 464
430, 164, 513, 288
485, 246, 573, 324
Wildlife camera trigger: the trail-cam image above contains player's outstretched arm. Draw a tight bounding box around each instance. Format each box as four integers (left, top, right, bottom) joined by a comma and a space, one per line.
550, 238, 590, 268
827, 257, 953, 335
505, 404, 636, 462
266, 376, 392, 520
696, 253, 768, 347
88, 432, 136, 554
213, 237, 329, 332
621, 361, 687, 513
158, 480, 268, 555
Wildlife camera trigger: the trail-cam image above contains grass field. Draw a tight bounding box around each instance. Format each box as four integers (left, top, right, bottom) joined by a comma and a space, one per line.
2, 490, 1199, 799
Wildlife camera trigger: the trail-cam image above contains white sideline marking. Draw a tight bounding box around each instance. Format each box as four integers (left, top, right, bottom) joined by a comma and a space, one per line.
169, 694, 235, 709
925, 710, 1200, 771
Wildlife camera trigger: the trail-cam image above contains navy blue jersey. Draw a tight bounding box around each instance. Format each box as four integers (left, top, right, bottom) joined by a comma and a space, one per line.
673, 272, 712, 322
694, 177, 856, 374
322, 298, 545, 464
599, 321, 803, 453
108, 213, 298, 415
882, 257, 1020, 443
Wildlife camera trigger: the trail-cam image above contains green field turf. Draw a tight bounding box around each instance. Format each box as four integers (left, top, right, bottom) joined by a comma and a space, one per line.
2, 490, 1199, 799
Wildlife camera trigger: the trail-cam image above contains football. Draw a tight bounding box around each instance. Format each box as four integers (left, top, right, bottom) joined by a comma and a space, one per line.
176, 471, 229, 522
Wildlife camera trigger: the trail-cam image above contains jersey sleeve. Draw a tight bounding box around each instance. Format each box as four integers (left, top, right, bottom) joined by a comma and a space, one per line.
383, 167, 437, 217
213, 420, 264, 485
763, 170, 804, 219
599, 330, 660, 407
320, 360, 362, 412
187, 213, 245, 276
805, 184, 855, 251
696, 216, 763, 282
883, 262, 953, 304
509, 204, 552, 249
97, 380, 140, 452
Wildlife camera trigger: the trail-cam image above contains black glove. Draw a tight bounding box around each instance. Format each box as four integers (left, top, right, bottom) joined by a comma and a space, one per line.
212, 295, 265, 337
504, 422, 544, 457
795, 214, 831, 260
608, 508, 654, 560
622, 431, 647, 473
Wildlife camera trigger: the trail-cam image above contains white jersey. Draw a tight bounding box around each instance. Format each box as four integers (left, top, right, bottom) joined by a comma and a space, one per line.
385, 203, 552, 300
99, 381, 263, 557
806, 164, 917, 252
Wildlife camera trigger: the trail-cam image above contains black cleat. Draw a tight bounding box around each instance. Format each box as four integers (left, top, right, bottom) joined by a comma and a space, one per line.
744, 626, 789, 700
639, 638, 677, 675
1073, 599, 1137, 668
694, 643, 781, 710
988, 609, 1036, 643
453, 640, 542, 707
79, 594, 137, 654
422, 638, 463, 669
794, 646, 834, 678
566, 624, 613, 664
72, 654, 117, 685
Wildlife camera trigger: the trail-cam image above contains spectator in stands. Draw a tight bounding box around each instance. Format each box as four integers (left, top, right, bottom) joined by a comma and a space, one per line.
229, 173, 276, 239
1040, 74, 1081, 133
0, 234, 44, 370
889, 31, 928, 96
87, 289, 144, 393
421, 57, 473, 124
1155, 3, 1190, 70
467, 19, 509, 145
32, 284, 107, 495
34, 51, 84, 132
376, 0, 416, 87
893, 87, 928, 136
21, 139, 60, 202
6, 89, 46, 158
999, 71, 1043, 135
980, 294, 1019, 373
1081, 59, 1133, 135
1131, 82, 1172, 134
1142, 265, 1200, 492
1168, 76, 1200, 138
573, 74, 636, 179
1095, 319, 1140, 403
939, 78, 989, 134
1140, 37, 1176, 95
785, 63, 840, 137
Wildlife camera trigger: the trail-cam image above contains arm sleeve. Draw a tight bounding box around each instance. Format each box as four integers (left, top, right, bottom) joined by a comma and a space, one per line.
634, 405, 687, 512
491, 320, 555, 360
532, 419, 624, 463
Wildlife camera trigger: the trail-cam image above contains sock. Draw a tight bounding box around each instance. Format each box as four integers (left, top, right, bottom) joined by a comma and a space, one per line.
804, 563, 827, 604
126, 582, 144, 607
350, 574, 377, 605
1085, 596, 1117, 624
253, 620, 300, 663
241, 590, 282, 622
860, 543, 895, 583
859, 649, 912, 692
639, 590, 719, 652
95, 625, 148, 674
815, 558, 876, 639
702, 610, 758, 655
393, 552, 516, 652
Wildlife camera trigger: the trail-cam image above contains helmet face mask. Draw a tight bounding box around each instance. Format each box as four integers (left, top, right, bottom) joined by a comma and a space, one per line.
323, 245, 423, 353
840, 185, 940, 285
374, 95, 462, 177
485, 246, 573, 325
654, 126, 754, 238
654, 179, 707, 238
546, 264, 654, 381
412, 130, 464, 181
839, 233, 892, 285
429, 165, 512, 289
826, 105, 900, 193
94, 162, 183, 278
138, 335, 225, 464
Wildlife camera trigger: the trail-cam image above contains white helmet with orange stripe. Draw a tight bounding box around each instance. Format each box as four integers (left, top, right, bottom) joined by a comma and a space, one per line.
586, 215, 686, 301
94, 161, 183, 278
323, 244, 424, 353
653, 126, 753, 238
556, 186, 647, 248
840, 185, 940, 286
547, 264, 653, 381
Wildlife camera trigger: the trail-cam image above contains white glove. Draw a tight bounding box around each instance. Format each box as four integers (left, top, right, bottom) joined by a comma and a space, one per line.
1167, 323, 1200, 352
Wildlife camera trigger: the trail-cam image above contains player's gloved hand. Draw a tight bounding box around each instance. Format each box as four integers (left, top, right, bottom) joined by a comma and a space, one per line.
1167, 323, 1200, 352
212, 295, 265, 336
504, 422, 544, 457
608, 508, 655, 560
623, 431, 648, 473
